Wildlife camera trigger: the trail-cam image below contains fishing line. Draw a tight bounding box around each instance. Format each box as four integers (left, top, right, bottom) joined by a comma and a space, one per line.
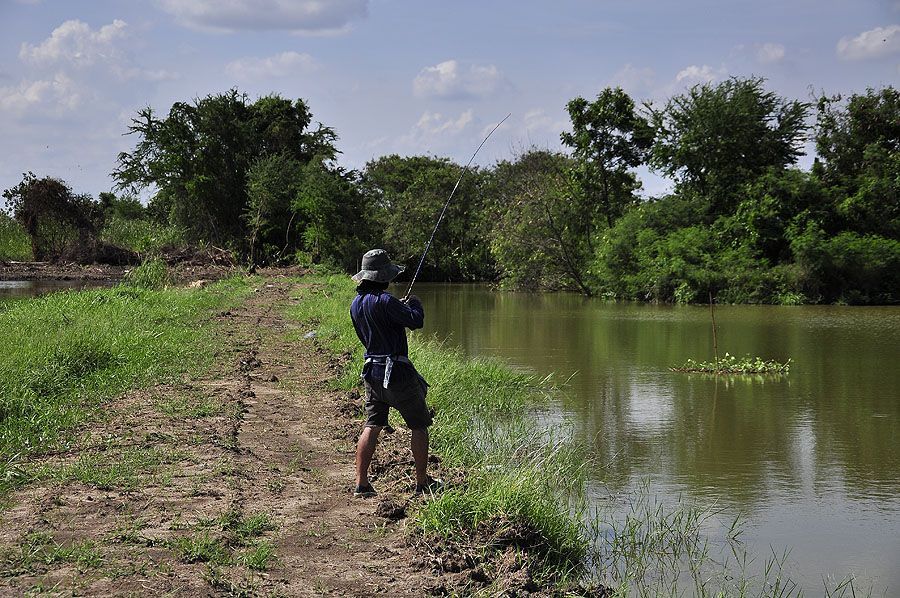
405, 112, 511, 298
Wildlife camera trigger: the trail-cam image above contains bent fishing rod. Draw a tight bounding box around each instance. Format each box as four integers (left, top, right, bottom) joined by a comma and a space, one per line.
404, 113, 511, 299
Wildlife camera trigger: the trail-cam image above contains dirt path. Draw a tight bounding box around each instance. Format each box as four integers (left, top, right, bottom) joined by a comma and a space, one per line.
0, 279, 439, 596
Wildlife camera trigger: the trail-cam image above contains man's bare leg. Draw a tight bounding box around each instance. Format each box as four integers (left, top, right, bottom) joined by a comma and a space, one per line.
411, 428, 429, 486
356, 425, 381, 487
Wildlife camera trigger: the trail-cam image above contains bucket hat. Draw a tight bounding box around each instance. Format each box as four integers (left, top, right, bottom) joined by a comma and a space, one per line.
351, 249, 405, 283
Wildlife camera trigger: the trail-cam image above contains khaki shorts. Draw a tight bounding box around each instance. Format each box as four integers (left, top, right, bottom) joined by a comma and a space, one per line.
363, 373, 432, 430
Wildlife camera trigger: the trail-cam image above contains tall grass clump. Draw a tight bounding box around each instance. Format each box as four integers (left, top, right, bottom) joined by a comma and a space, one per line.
0, 276, 251, 496
0, 212, 31, 261
100, 215, 185, 254
124, 258, 170, 290
288, 274, 592, 586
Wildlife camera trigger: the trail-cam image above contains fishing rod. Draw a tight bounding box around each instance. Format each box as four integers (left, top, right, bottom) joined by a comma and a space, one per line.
405, 112, 511, 299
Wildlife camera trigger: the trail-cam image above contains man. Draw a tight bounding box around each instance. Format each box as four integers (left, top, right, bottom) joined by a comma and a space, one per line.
349, 249, 441, 497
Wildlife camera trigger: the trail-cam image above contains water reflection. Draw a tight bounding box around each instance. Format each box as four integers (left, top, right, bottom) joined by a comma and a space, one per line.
407, 283, 900, 591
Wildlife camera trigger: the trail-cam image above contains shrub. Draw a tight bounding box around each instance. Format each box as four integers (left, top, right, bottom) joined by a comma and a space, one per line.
792, 227, 900, 304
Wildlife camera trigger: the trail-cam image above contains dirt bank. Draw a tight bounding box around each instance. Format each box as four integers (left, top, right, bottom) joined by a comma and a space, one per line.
0, 278, 452, 596
0, 246, 247, 283
0, 261, 241, 284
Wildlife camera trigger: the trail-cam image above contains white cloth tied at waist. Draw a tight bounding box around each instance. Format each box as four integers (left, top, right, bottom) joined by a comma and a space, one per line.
364, 354, 413, 389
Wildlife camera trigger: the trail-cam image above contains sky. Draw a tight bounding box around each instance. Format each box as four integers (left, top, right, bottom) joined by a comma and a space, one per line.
1, 0, 898, 200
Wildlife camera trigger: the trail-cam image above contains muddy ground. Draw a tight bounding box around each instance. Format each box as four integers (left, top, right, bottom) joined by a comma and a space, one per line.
0, 245, 254, 284
0, 278, 490, 596
0, 261, 239, 284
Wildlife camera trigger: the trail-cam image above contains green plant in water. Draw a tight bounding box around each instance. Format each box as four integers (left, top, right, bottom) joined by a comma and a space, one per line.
671, 353, 791, 374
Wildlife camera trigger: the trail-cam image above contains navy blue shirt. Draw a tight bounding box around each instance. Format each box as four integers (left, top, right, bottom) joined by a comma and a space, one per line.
350, 288, 424, 386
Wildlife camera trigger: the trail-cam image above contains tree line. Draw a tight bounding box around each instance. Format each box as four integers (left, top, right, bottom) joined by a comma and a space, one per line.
3, 80, 898, 304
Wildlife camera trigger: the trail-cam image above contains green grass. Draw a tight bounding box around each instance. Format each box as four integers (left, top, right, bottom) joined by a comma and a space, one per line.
239, 541, 276, 571
0, 212, 31, 261
1, 532, 103, 575
100, 215, 185, 254
168, 510, 278, 573
213, 509, 277, 546
31, 447, 185, 490
123, 258, 171, 290
168, 532, 231, 565
0, 275, 252, 497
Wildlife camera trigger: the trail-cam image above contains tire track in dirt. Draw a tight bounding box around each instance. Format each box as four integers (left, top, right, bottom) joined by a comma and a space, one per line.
228, 279, 430, 597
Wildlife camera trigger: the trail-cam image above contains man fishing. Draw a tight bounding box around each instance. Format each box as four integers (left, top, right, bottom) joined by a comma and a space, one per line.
350, 249, 441, 497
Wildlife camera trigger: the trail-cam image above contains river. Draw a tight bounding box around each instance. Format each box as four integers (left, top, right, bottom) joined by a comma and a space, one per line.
409, 283, 900, 594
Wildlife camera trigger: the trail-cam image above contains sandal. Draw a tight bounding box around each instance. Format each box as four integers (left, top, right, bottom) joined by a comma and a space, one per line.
353, 483, 377, 498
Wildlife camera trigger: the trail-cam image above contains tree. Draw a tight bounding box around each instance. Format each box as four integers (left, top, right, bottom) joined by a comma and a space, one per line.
361, 155, 491, 281
813, 86, 900, 237
292, 159, 371, 272
487, 150, 595, 294
244, 154, 303, 268
561, 87, 653, 230
2, 173, 101, 261
649, 77, 810, 217
113, 90, 338, 249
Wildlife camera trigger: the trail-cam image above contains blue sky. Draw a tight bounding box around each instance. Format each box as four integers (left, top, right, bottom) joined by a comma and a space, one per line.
1, 0, 898, 199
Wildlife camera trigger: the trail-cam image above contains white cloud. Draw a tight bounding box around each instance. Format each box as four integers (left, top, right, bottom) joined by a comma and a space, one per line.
4, 19, 174, 119
389, 109, 479, 157
837, 25, 900, 60
414, 109, 474, 135
609, 63, 656, 95
0, 72, 81, 115
20, 19, 128, 68
225, 51, 317, 80
757, 42, 786, 64
413, 60, 508, 100
157, 0, 368, 33
523, 109, 567, 136
675, 64, 719, 85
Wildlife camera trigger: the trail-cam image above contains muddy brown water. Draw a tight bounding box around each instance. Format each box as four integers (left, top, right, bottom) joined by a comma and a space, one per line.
0, 279, 117, 300
407, 283, 900, 594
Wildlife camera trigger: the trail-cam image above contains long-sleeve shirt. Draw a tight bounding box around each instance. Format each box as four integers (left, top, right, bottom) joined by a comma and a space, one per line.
350, 289, 424, 387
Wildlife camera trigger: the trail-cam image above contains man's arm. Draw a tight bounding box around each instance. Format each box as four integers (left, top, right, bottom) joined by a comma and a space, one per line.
385, 294, 424, 330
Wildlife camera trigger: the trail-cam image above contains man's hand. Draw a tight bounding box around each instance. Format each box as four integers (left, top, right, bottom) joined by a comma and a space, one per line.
401, 295, 420, 305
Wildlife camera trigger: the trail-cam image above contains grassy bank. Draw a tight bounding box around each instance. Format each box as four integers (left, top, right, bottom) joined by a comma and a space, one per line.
0, 271, 251, 496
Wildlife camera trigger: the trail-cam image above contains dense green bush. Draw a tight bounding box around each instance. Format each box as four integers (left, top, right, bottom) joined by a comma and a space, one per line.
361, 155, 492, 281
791, 226, 900, 304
